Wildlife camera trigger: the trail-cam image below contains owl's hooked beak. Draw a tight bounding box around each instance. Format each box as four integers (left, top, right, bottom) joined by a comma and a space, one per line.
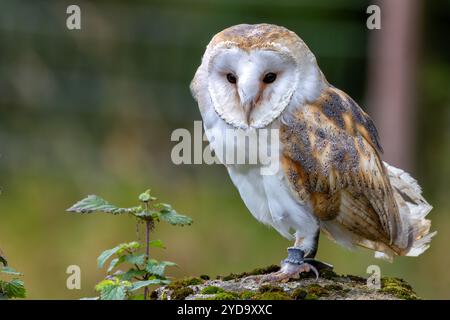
241, 99, 256, 125
238, 79, 261, 125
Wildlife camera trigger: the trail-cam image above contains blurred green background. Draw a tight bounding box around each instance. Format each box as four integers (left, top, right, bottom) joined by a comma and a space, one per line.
0, 0, 449, 299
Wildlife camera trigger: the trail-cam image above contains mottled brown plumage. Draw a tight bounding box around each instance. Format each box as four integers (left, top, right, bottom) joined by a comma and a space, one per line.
280, 86, 406, 254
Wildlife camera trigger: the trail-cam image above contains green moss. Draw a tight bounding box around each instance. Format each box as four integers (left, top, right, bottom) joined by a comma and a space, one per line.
292, 288, 308, 300
258, 285, 283, 293
167, 277, 204, 290
240, 291, 255, 300
324, 284, 343, 291
290, 268, 338, 281
380, 277, 418, 300
307, 293, 319, 300
253, 291, 292, 300
220, 265, 280, 281
165, 277, 204, 300
293, 287, 329, 300
252, 285, 291, 300
205, 291, 240, 300
171, 287, 194, 300
182, 277, 204, 286
201, 286, 225, 294
305, 284, 330, 297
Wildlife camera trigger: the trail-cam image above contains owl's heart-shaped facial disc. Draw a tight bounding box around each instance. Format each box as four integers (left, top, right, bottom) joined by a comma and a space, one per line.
207, 48, 298, 129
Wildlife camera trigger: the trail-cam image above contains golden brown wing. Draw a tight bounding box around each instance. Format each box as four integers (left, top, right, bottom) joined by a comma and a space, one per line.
280, 87, 402, 248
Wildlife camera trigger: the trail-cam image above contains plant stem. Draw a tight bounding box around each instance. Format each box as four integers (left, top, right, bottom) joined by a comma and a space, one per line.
145, 220, 151, 258
143, 219, 151, 300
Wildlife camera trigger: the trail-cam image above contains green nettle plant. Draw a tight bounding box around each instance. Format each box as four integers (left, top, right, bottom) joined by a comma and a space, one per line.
0, 250, 26, 299
67, 189, 193, 300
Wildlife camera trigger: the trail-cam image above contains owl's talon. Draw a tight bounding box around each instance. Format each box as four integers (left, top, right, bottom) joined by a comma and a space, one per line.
253, 262, 319, 283
304, 263, 319, 280
243, 246, 332, 283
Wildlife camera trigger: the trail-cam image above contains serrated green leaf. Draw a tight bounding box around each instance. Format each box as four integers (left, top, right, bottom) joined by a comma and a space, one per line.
97, 247, 121, 269
0, 279, 26, 299
130, 279, 169, 292
124, 253, 145, 265
97, 242, 141, 269
119, 269, 147, 281
99, 284, 128, 300
67, 195, 140, 215
96, 278, 132, 300
159, 207, 193, 226
95, 279, 115, 292
0, 267, 22, 276
146, 260, 177, 277
107, 258, 121, 273
116, 242, 141, 255
149, 239, 165, 248
155, 203, 172, 210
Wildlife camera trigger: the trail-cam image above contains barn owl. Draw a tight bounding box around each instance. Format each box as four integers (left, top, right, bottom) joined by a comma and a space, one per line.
190, 24, 436, 281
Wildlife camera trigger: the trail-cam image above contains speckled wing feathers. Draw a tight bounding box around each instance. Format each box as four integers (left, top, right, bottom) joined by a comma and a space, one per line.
280, 87, 402, 252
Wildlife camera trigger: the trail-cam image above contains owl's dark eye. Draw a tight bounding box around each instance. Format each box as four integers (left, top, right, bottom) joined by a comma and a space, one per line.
226, 73, 237, 84
263, 72, 277, 84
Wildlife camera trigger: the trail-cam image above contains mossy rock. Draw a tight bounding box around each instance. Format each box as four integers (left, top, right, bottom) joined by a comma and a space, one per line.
324, 284, 343, 291
258, 285, 283, 293
167, 277, 204, 290
204, 291, 240, 300
251, 284, 292, 300
201, 285, 225, 294
304, 284, 330, 297
291, 288, 320, 300
171, 287, 194, 300
380, 277, 418, 300
154, 265, 419, 300
240, 290, 255, 300
252, 291, 293, 300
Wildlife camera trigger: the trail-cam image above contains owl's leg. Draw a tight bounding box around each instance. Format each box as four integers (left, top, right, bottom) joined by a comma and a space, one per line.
252, 230, 333, 283
301, 230, 333, 270
294, 229, 319, 258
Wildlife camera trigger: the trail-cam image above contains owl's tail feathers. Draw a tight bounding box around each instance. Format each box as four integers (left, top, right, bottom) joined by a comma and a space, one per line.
382, 162, 437, 259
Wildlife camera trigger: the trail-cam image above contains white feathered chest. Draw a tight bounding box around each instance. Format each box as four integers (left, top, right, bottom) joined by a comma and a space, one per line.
201, 104, 319, 241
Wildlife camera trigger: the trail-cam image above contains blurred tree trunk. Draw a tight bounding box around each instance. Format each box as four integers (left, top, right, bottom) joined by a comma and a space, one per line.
367, 0, 422, 172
